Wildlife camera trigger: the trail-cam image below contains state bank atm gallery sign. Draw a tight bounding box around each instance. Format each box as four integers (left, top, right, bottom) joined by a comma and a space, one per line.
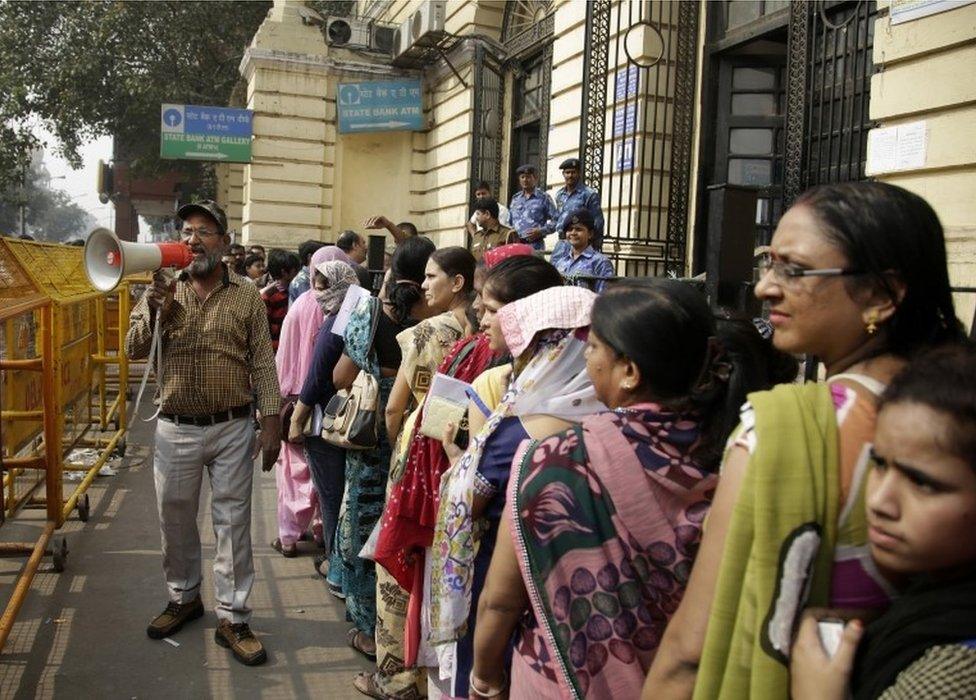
337, 79, 423, 134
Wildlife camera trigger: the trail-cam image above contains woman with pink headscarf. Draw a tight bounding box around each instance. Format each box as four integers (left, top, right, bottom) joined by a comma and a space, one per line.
272, 245, 355, 556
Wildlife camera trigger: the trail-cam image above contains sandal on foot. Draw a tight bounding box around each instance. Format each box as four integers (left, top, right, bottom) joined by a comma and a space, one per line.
313, 553, 329, 579
352, 672, 387, 699
328, 581, 346, 600
272, 538, 297, 558
346, 628, 376, 660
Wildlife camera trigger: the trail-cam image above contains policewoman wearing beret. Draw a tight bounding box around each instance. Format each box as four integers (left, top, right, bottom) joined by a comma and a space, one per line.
550, 208, 615, 292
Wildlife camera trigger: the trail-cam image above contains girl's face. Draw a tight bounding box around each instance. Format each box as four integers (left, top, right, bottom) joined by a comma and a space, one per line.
867, 400, 976, 577
584, 330, 629, 409
566, 222, 593, 251
754, 205, 873, 367
479, 285, 508, 353
422, 259, 462, 313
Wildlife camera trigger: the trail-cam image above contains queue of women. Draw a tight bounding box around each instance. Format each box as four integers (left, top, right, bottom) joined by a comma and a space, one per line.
272, 181, 976, 700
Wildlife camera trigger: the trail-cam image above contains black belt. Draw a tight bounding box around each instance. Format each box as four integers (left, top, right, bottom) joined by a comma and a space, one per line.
159, 404, 252, 426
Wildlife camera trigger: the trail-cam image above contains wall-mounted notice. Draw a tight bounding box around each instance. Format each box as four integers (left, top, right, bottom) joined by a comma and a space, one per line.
613, 104, 638, 137
890, 0, 975, 25
614, 66, 640, 101
866, 121, 928, 174
614, 138, 635, 171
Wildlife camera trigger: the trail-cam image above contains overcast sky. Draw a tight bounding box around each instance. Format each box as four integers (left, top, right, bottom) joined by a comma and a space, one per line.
36, 127, 116, 234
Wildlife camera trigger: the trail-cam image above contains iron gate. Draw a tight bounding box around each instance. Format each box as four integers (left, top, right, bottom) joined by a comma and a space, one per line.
579, 0, 701, 277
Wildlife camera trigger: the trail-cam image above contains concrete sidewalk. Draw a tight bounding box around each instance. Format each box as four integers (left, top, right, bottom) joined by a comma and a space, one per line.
0, 400, 370, 698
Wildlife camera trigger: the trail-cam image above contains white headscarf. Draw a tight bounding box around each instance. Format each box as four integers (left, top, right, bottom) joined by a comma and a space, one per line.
313, 260, 358, 316
429, 286, 606, 644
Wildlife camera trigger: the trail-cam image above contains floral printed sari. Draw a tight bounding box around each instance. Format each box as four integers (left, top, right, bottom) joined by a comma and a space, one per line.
509, 406, 718, 699
373, 312, 464, 698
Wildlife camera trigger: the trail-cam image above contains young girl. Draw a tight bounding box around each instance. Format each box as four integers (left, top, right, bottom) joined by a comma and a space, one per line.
791, 343, 976, 700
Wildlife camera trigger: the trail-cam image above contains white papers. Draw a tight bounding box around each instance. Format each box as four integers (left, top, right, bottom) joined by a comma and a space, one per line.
867, 127, 898, 174
427, 372, 472, 404
866, 121, 928, 175
896, 121, 927, 170
331, 284, 372, 337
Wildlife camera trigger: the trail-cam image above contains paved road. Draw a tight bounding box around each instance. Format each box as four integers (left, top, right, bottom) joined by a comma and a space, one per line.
0, 401, 370, 698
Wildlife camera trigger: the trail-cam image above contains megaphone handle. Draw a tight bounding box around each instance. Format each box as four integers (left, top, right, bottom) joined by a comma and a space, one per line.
133, 312, 164, 422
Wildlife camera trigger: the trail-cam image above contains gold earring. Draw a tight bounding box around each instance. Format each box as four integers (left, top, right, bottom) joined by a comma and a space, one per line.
865, 310, 879, 335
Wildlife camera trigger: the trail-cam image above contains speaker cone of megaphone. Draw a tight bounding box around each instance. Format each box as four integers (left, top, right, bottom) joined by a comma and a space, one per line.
84, 227, 195, 292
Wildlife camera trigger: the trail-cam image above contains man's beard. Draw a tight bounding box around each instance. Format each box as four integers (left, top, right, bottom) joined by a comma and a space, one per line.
187, 249, 223, 278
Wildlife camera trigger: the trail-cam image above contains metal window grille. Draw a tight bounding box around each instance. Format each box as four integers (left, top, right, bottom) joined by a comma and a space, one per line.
784, 0, 877, 206
803, 0, 878, 188
470, 45, 506, 206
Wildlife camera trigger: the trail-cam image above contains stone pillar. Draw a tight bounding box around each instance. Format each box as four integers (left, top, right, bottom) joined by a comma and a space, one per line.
214, 163, 245, 238
239, 0, 333, 249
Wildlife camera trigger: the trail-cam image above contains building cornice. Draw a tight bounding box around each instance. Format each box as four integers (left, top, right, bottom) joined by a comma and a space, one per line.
240, 46, 419, 82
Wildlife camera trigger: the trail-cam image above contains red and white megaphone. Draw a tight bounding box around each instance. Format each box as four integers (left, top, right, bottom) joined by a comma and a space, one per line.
84, 227, 194, 292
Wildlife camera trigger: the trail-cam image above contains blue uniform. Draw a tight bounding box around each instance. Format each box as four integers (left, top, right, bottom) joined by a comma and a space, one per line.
551, 241, 615, 293
552, 183, 604, 243
509, 189, 557, 250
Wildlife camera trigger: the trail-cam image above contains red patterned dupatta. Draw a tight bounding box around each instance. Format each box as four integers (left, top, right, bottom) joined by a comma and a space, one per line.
375, 334, 496, 589
509, 406, 718, 699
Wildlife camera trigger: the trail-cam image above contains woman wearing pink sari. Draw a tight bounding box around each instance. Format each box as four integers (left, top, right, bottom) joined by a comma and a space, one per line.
468, 279, 798, 699
272, 245, 355, 556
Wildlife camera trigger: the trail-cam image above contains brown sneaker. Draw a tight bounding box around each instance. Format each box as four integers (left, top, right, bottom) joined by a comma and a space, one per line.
215, 619, 267, 666
146, 598, 204, 639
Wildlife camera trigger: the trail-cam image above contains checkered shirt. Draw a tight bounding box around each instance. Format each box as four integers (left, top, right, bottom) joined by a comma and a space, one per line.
125, 265, 281, 417
879, 643, 976, 699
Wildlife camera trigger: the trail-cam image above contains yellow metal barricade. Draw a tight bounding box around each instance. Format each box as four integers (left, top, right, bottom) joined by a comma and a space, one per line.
0, 238, 131, 651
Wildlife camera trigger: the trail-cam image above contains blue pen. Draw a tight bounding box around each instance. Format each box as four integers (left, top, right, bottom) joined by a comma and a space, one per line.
465, 387, 492, 417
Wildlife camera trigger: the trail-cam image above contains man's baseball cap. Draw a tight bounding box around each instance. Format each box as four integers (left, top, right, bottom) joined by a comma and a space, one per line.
177, 199, 228, 235
559, 157, 581, 171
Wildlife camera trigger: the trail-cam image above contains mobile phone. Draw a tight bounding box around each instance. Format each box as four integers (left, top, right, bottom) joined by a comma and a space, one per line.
817, 619, 845, 658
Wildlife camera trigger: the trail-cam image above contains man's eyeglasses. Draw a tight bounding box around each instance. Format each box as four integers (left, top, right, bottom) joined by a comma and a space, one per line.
758, 254, 863, 283
181, 227, 220, 239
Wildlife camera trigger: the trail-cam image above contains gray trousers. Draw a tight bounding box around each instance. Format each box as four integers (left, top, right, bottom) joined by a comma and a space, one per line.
153, 416, 255, 623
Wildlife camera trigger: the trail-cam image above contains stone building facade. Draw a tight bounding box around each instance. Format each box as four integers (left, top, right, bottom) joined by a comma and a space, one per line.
218, 0, 975, 326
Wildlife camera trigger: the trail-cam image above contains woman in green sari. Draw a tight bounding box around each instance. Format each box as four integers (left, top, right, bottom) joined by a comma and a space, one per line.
645, 182, 965, 699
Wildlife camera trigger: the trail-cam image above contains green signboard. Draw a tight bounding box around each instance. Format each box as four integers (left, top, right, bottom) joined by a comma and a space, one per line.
160, 104, 252, 162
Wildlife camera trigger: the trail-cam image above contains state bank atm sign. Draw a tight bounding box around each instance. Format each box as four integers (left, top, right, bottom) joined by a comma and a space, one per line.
337, 80, 423, 134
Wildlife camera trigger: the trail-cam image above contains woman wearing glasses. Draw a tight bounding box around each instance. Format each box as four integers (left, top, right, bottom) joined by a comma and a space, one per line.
644, 181, 966, 699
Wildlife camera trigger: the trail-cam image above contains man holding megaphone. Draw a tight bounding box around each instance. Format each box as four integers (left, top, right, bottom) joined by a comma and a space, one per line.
123, 200, 281, 666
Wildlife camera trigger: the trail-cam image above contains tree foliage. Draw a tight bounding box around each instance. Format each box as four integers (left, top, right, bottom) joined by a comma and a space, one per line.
0, 158, 97, 241
307, 1, 355, 17
0, 0, 272, 192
